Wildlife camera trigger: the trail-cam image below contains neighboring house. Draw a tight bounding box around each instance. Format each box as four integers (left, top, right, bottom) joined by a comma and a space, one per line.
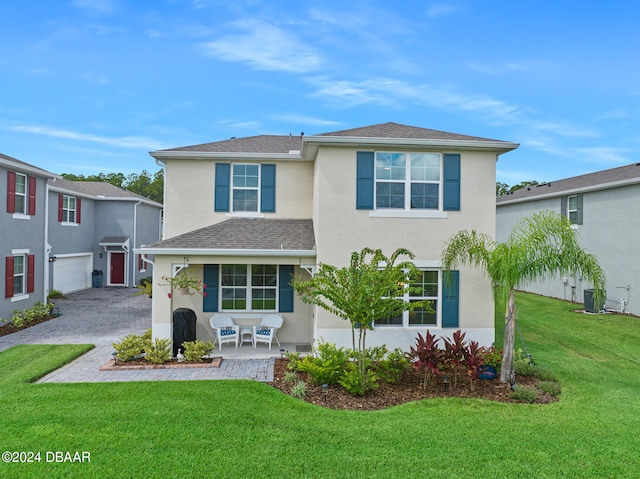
1, 152, 163, 322
139, 122, 518, 351
47, 178, 163, 292
1, 153, 56, 321
496, 162, 640, 315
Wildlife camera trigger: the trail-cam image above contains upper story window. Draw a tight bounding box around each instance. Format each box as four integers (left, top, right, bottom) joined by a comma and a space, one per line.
232, 164, 259, 212
214, 163, 276, 214
220, 264, 278, 311
7, 172, 36, 217
356, 151, 460, 214
375, 152, 441, 210
561, 194, 583, 225
57, 194, 81, 224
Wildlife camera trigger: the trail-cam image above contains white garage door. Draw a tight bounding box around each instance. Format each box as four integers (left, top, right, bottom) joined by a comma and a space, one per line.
53, 254, 92, 293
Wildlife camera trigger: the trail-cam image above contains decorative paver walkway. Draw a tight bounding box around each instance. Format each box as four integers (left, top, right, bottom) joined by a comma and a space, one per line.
0, 288, 274, 383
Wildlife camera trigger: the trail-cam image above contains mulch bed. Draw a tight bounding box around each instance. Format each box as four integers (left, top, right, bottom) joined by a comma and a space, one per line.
100, 357, 222, 370
269, 359, 557, 410
0, 315, 59, 338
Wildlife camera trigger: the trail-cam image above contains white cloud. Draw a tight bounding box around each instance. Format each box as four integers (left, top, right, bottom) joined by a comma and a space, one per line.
426, 3, 460, 18
574, 147, 631, 165
271, 114, 342, 127
200, 20, 324, 73
10, 124, 166, 150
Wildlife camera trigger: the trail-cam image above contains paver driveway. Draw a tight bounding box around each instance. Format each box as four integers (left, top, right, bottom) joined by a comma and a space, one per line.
0, 288, 273, 382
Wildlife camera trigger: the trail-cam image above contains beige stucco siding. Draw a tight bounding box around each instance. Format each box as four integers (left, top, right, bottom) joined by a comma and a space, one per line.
163, 159, 314, 238
311, 146, 497, 348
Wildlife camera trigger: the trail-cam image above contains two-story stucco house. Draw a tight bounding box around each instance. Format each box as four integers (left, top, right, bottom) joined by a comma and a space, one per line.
2, 152, 163, 322
1, 153, 56, 321
140, 122, 518, 352
496, 163, 640, 316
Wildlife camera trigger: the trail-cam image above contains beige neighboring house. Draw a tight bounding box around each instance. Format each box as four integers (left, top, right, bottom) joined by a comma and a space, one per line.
138, 122, 518, 351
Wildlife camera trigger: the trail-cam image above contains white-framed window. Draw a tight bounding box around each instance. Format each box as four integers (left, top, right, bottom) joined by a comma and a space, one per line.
62, 195, 77, 223
12, 254, 26, 296
567, 195, 578, 224
375, 152, 441, 210
15, 173, 27, 215
232, 164, 260, 212
376, 270, 439, 327
220, 264, 278, 311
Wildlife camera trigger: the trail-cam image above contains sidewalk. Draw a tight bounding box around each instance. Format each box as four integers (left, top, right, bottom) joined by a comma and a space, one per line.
0, 288, 274, 383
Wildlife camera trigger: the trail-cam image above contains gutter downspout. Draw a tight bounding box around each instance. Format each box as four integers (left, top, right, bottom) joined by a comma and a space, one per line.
43, 179, 51, 301
132, 200, 142, 287
155, 157, 167, 240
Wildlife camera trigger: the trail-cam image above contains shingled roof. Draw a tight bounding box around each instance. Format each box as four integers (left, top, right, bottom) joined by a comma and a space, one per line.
159, 135, 303, 154
145, 218, 316, 252
497, 162, 640, 204
317, 122, 502, 142
49, 178, 162, 206
0, 152, 57, 178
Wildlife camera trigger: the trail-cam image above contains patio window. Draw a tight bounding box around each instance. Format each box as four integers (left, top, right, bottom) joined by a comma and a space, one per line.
220, 264, 278, 311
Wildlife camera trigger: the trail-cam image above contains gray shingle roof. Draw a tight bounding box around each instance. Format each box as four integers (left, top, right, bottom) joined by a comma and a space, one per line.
497, 162, 640, 204
50, 178, 162, 206
160, 135, 304, 154
0, 152, 57, 177
146, 218, 315, 251
317, 122, 502, 142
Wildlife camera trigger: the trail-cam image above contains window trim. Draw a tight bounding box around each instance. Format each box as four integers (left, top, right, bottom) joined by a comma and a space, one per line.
14, 173, 27, 215
220, 264, 279, 313
61, 194, 78, 224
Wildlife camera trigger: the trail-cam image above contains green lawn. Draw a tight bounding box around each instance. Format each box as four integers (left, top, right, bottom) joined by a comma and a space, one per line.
1, 293, 639, 478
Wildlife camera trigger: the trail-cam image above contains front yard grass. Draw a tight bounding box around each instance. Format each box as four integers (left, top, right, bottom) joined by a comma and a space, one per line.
1, 293, 639, 478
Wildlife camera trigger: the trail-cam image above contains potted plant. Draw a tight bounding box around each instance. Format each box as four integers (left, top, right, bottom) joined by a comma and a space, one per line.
478, 346, 502, 380
160, 272, 206, 296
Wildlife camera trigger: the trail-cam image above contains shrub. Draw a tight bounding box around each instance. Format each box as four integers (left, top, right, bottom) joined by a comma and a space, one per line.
145, 338, 172, 364
284, 371, 298, 383
376, 347, 410, 384
291, 381, 307, 399
298, 340, 351, 385
11, 310, 25, 328
537, 380, 562, 397
47, 289, 64, 300
510, 384, 539, 403
339, 365, 378, 396
481, 346, 502, 369
112, 334, 146, 361
284, 351, 302, 371
408, 330, 442, 389
141, 329, 153, 351
182, 340, 215, 362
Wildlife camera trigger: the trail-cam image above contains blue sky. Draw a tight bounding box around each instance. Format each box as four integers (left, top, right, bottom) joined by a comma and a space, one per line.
1, 0, 639, 186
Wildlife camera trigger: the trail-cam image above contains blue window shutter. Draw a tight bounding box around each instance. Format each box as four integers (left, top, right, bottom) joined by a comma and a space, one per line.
576, 194, 583, 225
443, 153, 461, 211
279, 265, 294, 313
214, 163, 230, 212
261, 164, 276, 212
203, 264, 219, 312
442, 270, 459, 328
561, 196, 567, 217
356, 151, 375, 210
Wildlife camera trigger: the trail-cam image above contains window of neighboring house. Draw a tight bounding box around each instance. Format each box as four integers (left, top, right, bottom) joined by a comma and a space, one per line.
14, 173, 27, 214
568, 195, 579, 223
63, 195, 77, 222
375, 152, 442, 210
376, 270, 439, 327
561, 194, 583, 225
220, 264, 278, 311
232, 164, 260, 212
5, 253, 34, 299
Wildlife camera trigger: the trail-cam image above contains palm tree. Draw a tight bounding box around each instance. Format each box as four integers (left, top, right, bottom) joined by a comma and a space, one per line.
441, 211, 605, 384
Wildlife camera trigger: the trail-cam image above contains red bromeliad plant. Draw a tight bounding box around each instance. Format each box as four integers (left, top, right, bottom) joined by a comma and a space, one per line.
462, 340, 486, 392
408, 330, 442, 390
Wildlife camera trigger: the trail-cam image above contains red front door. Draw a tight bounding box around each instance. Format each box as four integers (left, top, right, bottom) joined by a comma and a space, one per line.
109, 252, 125, 285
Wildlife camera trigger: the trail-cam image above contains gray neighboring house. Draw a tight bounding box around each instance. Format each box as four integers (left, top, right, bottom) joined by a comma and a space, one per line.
496, 162, 640, 315
47, 178, 163, 293
1, 152, 163, 322
1, 153, 57, 321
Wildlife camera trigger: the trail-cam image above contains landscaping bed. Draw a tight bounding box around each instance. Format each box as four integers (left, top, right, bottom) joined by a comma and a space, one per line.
269, 358, 558, 410
100, 356, 222, 370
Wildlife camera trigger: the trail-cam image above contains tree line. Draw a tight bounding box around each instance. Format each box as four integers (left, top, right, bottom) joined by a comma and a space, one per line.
61, 170, 164, 204
496, 180, 540, 196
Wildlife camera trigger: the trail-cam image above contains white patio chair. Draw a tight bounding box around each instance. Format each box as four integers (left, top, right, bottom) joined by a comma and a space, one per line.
209, 315, 239, 349
252, 314, 283, 350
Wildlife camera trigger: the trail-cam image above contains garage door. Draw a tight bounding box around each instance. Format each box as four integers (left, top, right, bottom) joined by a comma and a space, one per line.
53, 254, 92, 293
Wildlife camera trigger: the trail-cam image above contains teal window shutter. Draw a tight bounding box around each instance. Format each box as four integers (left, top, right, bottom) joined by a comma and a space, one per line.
214, 163, 230, 212
356, 151, 374, 210
279, 265, 294, 313
203, 264, 219, 312
561, 196, 567, 217
443, 154, 461, 211
442, 270, 459, 328
575, 194, 583, 225
261, 164, 276, 212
